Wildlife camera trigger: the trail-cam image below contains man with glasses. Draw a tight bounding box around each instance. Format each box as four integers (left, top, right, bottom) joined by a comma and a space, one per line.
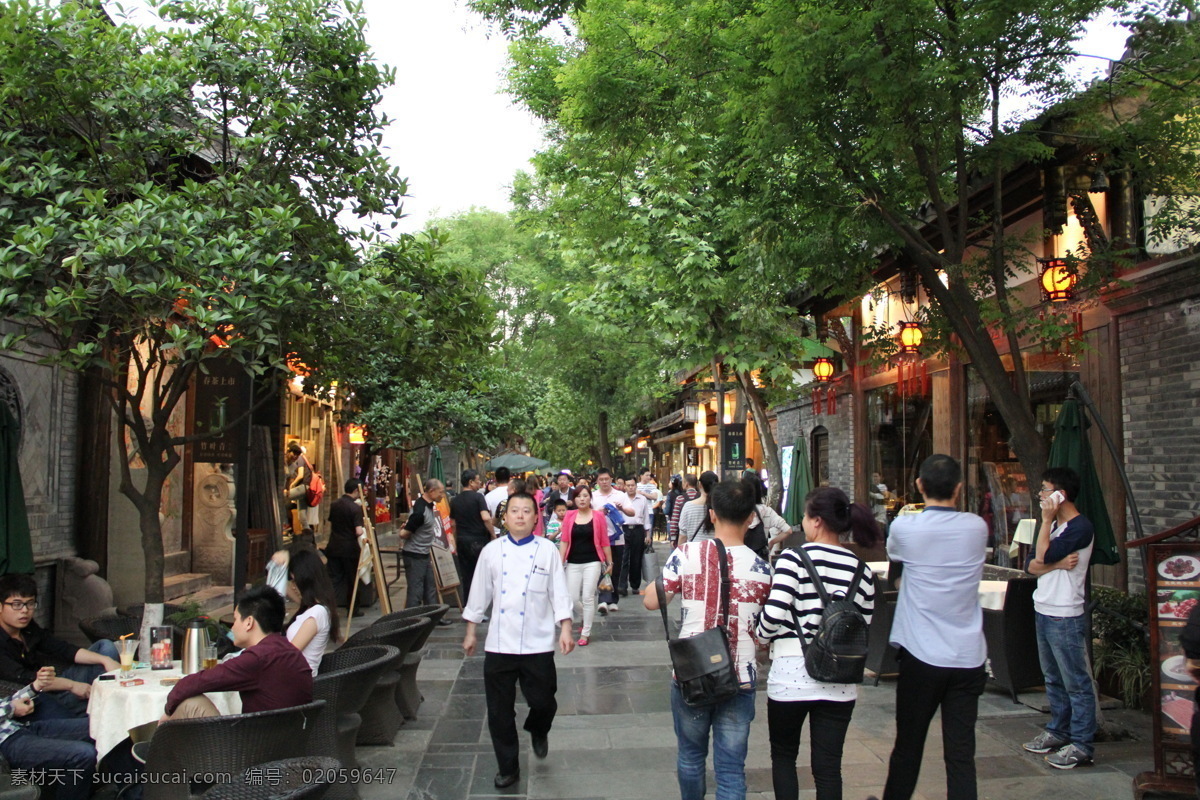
0, 574, 119, 719
1023, 467, 1096, 769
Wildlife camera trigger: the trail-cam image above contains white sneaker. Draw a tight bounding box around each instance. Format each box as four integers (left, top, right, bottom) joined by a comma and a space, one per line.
597, 603, 608, 615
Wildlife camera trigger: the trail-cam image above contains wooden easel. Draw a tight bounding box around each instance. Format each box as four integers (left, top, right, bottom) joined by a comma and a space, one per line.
430, 542, 463, 610
345, 499, 392, 635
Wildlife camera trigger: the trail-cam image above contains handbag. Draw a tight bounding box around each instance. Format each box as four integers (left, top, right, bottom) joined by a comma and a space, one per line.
642, 539, 659, 583
655, 539, 741, 707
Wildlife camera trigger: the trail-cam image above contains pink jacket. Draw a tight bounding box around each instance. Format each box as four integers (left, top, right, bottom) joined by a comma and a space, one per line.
558, 509, 609, 564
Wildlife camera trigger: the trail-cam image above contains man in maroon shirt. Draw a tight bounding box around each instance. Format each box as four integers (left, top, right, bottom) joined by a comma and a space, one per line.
161, 586, 313, 719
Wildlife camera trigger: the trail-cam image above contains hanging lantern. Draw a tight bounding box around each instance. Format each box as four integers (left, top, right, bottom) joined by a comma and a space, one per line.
1039, 258, 1077, 303
693, 415, 707, 448
897, 321, 923, 355
813, 357, 835, 383
348, 424, 366, 445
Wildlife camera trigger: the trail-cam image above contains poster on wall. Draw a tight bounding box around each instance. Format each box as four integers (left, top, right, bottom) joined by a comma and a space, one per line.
192, 359, 250, 463
1148, 543, 1200, 782
722, 424, 746, 472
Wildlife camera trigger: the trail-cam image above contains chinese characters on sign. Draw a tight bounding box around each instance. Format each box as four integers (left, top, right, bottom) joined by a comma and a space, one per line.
193, 360, 250, 464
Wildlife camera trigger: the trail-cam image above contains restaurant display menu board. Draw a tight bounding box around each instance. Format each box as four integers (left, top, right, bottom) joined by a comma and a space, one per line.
1137, 542, 1200, 797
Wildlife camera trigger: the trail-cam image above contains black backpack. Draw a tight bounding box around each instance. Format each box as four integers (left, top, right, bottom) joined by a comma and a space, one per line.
791, 547, 870, 683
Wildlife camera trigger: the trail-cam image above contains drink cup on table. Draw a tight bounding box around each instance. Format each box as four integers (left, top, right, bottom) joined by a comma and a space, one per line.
202, 644, 218, 670
117, 638, 139, 672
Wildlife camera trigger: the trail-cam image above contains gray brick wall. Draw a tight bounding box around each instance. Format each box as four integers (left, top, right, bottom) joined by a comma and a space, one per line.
774, 386, 857, 503
1119, 292, 1200, 591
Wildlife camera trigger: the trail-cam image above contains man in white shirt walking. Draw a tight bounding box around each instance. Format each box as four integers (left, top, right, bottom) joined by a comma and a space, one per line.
463, 491, 574, 790
875, 454, 987, 800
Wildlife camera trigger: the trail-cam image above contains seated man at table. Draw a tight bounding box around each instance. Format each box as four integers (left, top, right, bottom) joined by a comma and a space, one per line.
0, 574, 120, 719
0, 666, 98, 800
162, 585, 313, 720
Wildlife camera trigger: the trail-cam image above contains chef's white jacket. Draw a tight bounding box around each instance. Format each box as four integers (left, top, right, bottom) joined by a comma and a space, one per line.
463, 534, 572, 654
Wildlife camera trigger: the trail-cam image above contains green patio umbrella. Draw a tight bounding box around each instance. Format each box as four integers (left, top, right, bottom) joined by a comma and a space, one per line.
484, 453, 551, 473
784, 436, 813, 527
1044, 398, 1120, 566
429, 446, 444, 484
0, 403, 34, 574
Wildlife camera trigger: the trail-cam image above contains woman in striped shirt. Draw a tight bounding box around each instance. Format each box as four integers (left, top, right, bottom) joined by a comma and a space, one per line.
755, 486, 881, 800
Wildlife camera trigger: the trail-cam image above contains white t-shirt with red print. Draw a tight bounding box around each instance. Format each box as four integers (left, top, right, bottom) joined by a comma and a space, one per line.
661, 538, 772, 685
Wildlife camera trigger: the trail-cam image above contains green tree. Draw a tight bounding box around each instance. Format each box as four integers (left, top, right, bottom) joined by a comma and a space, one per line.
0, 0, 407, 610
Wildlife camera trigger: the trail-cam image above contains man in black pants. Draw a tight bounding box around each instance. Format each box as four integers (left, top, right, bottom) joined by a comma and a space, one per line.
621, 476, 651, 595
449, 469, 494, 604
873, 455, 988, 800
325, 479, 366, 615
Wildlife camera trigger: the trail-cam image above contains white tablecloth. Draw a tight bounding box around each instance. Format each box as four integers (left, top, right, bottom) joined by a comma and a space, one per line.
861, 564, 1010, 610
87, 663, 241, 759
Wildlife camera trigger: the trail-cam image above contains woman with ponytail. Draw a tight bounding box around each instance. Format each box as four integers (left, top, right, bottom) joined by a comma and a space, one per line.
755, 486, 881, 800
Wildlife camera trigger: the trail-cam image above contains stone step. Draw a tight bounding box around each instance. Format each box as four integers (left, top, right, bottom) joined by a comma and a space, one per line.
164, 572, 213, 599
172, 585, 236, 618
163, 551, 191, 577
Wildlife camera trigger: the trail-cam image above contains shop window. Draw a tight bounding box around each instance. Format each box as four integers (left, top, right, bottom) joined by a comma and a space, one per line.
966, 361, 1077, 566
811, 426, 829, 486
865, 385, 932, 529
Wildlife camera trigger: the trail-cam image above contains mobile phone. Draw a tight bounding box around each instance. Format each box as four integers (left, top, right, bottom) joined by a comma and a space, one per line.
1049, 490, 1065, 505
98, 675, 116, 681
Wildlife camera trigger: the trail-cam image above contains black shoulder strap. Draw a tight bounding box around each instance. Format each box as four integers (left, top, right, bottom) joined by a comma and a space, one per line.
656, 577, 672, 641
795, 545, 830, 605
846, 558, 867, 601
714, 539, 731, 634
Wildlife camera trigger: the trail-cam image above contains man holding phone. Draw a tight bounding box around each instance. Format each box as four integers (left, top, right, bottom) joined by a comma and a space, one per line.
1023, 467, 1096, 769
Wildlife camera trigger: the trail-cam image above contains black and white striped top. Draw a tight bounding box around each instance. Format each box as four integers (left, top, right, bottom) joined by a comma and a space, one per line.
756, 543, 876, 700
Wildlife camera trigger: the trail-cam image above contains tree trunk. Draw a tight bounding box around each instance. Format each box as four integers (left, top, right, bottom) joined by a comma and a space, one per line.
737, 370, 783, 509
597, 410, 612, 469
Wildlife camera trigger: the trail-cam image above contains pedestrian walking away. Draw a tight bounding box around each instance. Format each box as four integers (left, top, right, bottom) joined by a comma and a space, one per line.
450, 469, 496, 606
1023, 467, 1096, 769
876, 454, 988, 800
645, 477, 771, 800
756, 486, 880, 800
462, 491, 574, 789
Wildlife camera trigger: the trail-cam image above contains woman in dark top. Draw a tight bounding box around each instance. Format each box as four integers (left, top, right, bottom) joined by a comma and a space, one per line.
557, 486, 611, 646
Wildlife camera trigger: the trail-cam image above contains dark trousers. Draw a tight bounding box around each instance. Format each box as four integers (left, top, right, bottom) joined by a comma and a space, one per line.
404, 552, 437, 608
624, 526, 647, 593
484, 651, 558, 775
458, 537, 489, 604
607, 544, 625, 605
768, 698, 855, 800
883, 648, 987, 800
325, 552, 360, 607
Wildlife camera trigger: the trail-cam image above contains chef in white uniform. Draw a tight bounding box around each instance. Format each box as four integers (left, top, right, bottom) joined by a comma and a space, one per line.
463, 490, 574, 789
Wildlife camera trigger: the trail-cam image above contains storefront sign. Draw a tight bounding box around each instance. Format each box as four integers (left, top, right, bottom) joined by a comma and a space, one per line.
192, 359, 250, 463
722, 424, 746, 472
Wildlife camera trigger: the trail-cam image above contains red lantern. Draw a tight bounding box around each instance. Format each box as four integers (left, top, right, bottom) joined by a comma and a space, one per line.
813, 357, 835, 383
897, 321, 923, 355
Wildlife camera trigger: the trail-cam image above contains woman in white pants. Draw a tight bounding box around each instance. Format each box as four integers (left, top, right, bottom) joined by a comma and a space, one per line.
557, 486, 612, 646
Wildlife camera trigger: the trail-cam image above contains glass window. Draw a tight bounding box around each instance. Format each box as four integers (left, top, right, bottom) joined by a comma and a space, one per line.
865, 385, 932, 532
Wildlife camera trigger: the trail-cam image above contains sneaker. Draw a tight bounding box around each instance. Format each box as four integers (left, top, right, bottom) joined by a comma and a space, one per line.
1023, 731, 1068, 754
1045, 743, 1093, 769
597, 603, 608, 615
608, 603, 619, 612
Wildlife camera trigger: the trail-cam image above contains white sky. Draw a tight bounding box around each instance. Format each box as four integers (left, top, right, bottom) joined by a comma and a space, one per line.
106, 1, 1133, 237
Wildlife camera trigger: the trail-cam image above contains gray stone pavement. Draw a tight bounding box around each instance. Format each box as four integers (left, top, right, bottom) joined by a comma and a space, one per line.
350, 596, 1156, 800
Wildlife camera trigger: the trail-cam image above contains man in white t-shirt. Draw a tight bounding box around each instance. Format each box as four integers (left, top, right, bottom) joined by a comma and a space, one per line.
622, 477, 652, 594
645, 477, 770, 800
591, 468, 635, 602
484, 466, 513, 519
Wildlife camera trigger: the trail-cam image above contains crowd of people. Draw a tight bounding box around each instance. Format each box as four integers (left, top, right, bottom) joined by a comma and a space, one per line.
453, 456, 1099, 800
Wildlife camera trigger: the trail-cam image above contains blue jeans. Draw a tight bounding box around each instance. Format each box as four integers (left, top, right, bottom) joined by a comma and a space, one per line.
671, 683, 756, 800
33, 640, 120, 720
0, 716, 96, 800
1035, 612, 1095, 756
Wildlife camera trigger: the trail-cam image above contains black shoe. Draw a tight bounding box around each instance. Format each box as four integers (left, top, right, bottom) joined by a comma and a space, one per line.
532, 734, 548, 759
494, 771, 520, 789
350, 607, 366, 617
619, 588, 629, 597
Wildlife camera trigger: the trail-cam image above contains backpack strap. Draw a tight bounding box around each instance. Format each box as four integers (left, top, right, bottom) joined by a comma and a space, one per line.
792, 546, 828, 652
845, 558, 867, 602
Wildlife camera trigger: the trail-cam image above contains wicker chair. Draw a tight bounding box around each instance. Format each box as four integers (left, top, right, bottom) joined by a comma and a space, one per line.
371, 605, 449, 719
340, 618, 428, 745
140, 700, 327, 800
313, 645, 397, 789
200, 756, 341, 800
78, 614, 140, 645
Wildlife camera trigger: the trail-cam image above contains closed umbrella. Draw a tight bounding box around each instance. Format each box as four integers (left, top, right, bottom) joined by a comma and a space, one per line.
784, 436, 813, 527
1045, 398, 1120, 566
0, 403, 34, 574
429, 446, 444, 484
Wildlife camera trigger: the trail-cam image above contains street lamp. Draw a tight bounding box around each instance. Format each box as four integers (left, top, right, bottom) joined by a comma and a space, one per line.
1039, 258, 1078, 303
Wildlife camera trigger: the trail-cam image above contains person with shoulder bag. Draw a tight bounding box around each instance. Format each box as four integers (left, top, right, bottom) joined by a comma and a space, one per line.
755, 486, 880, 800
645, 478, 772, 800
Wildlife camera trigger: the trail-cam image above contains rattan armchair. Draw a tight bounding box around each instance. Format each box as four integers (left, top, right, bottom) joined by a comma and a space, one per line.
78, 614, 140, 645
340, 618, 428, 745
140, 700, 327, 800
313, 644, 398, 787
371, 605, 448, 719
201, 756, 341, 800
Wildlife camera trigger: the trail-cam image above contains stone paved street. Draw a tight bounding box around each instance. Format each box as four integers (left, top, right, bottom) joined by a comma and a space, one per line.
353, 596, 1154, 800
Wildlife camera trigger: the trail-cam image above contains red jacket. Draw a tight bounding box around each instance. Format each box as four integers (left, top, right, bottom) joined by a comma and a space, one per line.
558, 510, 609, 564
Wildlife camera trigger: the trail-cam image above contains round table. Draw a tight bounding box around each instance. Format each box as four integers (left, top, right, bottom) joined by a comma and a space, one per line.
87, 662, 242, 759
